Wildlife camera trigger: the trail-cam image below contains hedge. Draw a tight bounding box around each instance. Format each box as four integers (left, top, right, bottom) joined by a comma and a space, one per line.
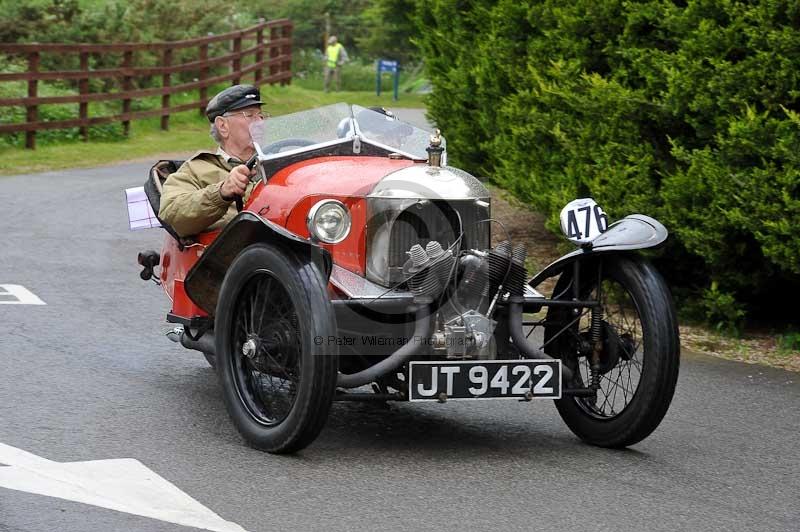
414, 0, 800, 319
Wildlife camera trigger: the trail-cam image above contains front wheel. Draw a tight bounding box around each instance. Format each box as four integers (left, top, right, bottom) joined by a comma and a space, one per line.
544, 255, 680, 448
215, 243, 338, 453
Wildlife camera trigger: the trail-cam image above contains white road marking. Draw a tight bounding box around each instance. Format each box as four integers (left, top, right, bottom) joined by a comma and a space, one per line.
0, 284, 46, 305
0, 443, 247, 532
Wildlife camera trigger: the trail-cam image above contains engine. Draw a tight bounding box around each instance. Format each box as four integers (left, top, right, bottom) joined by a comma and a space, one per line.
402, 239, 528, 361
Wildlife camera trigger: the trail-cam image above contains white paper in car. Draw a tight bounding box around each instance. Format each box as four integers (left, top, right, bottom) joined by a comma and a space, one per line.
125, 186, 162, 230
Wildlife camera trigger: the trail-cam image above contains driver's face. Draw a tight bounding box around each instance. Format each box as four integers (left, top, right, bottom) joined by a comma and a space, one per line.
221, 105, 265, 149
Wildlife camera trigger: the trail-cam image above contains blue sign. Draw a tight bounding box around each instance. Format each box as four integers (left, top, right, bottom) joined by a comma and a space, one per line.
378, 59, 398, 73
376, 59, 400, 101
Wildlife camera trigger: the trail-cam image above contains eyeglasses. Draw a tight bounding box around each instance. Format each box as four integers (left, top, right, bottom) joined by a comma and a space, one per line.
223, 110, 268, 120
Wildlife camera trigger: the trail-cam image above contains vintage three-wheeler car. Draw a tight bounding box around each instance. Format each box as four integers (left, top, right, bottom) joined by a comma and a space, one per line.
136, 104, 679, 453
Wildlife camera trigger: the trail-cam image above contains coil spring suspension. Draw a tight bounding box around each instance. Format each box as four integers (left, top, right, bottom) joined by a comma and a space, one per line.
589, 305, 603, 390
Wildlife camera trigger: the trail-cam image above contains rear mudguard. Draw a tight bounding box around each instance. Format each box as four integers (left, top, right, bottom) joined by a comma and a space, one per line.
184, 211, 332, 315
528, 214, 668, 289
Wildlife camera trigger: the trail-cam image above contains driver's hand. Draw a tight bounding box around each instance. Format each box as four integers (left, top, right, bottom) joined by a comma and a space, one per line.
220, 165, 254, 201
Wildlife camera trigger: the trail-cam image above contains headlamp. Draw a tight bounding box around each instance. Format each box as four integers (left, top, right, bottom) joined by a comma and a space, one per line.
307, 200, 351, 244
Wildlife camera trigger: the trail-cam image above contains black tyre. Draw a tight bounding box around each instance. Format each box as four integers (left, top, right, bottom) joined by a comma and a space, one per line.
215, 243, 338, 453
544, 255, 679, 448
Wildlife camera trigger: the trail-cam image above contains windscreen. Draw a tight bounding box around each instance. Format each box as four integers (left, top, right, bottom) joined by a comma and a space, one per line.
249, 103, 352, 155
351, 105, 443, 160
249, 103, 443, 160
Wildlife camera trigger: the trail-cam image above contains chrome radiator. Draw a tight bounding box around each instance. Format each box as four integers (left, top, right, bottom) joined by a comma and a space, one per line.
366, 199, 490, 287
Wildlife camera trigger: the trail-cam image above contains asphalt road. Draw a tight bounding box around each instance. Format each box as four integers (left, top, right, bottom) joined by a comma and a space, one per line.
1, 153, 798, 532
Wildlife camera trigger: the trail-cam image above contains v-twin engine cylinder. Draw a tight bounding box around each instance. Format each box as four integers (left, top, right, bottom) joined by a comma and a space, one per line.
401, 239, 529, 360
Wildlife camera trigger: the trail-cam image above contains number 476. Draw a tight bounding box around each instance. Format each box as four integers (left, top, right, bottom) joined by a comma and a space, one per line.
566, 205, 608, 240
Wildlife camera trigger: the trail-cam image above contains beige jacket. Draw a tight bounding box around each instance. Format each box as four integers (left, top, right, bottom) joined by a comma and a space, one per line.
159, 150, 254, 237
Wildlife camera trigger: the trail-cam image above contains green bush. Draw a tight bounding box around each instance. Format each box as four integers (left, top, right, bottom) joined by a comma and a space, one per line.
779, 331, 800, 353
702, 281, 747, 335
414, 0, 800, 319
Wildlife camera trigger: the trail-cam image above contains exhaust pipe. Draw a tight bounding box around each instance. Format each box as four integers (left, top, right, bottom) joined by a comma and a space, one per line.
336, 298, 433, 389
178, 329, 216, 358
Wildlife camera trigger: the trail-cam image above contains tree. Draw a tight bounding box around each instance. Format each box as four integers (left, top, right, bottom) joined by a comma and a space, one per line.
357, 0, 419, 63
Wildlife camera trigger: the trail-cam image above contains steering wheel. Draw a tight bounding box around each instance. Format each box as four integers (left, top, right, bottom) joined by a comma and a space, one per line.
261, 138, 316, 154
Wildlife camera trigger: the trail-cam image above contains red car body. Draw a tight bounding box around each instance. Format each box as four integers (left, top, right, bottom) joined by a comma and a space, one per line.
161, 156, 417, 320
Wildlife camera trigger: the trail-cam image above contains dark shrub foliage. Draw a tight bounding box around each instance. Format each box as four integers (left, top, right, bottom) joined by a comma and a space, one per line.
414, 0, 800, 316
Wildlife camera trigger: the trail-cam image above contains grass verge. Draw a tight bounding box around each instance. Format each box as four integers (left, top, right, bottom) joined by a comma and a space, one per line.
679, 325, 800, 372
0, 85, 427, 175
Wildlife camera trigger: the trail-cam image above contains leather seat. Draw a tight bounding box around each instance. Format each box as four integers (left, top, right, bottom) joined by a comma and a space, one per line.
144, 160, 194, 248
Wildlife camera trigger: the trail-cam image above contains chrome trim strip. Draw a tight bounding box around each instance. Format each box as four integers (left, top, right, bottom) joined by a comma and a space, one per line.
330, 264, 412, 299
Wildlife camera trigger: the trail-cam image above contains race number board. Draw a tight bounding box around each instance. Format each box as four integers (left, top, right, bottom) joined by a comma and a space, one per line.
559, 198, 608, 244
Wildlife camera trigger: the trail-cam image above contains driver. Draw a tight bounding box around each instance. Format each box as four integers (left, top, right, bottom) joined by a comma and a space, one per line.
159, 84, 265, 237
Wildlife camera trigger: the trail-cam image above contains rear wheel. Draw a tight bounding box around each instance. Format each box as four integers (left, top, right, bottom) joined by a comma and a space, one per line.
215, 243, 338, 453
544, 255, 679, 448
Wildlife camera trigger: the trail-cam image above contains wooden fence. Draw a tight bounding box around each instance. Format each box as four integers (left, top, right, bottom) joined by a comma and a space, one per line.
0, 19, 292, 149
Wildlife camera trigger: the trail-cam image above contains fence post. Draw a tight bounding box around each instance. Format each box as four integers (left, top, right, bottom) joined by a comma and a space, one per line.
122, 49, 133, 136
232, 35, 242, 85
161, 48, 172, 131
269, 27, 279, 81
199, 37, 210, 115
255, 20, 264, 85
26, 50, 39, 150
79, 51, 89, 141
281, 23, 292, 85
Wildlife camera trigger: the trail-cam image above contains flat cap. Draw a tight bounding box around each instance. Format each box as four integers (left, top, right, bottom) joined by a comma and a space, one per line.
205, 84, 263, 122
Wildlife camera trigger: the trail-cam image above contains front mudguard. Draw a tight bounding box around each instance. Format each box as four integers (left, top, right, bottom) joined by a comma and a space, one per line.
529, 214, 668, 289
184, 211, 331, 315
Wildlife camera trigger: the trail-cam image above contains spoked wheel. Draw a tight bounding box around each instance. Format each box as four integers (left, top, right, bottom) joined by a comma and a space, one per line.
544, 255, 679, 448
232, 278, 301, 426
215, 243, 338, 453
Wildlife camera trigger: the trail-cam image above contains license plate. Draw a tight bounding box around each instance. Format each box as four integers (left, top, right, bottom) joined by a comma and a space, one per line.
408, 360, 562, 401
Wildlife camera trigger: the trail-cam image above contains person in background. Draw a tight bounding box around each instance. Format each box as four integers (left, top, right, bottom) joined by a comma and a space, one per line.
323, 35, 348, 92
